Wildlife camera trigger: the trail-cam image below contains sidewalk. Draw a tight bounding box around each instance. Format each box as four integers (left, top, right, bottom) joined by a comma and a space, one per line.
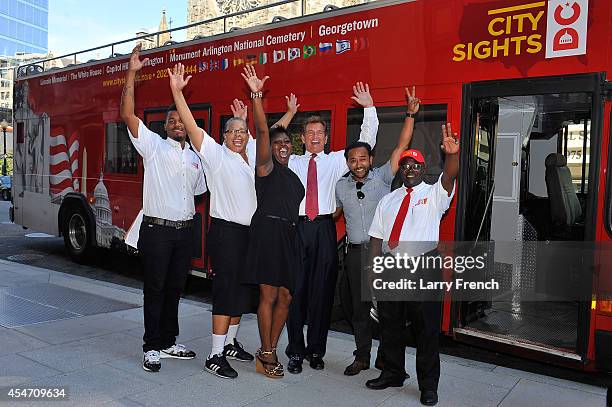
0, 258, 606, 407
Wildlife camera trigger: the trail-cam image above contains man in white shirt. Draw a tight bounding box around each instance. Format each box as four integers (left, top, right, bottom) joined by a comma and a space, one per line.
365, 124, 459, 406
120, 45, 207, 373
285, 82, 379, 374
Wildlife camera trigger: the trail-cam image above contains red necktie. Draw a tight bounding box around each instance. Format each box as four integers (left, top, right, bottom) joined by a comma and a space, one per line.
305, 153, 319, 221
388, 188, 413, 249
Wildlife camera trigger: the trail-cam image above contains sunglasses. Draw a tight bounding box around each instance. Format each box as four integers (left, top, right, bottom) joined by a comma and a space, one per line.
400, 163, 424, 171
356, 181, 365, 200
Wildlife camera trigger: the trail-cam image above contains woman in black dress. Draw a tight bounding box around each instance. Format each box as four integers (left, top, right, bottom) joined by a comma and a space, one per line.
241, 65, 305, 378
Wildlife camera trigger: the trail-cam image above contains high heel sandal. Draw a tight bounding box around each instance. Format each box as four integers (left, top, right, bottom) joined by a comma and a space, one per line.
256, 349, 284, 378
271, 347, 284, 374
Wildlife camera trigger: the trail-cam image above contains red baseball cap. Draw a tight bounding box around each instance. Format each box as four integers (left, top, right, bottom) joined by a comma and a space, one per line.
399, 149, 425, 165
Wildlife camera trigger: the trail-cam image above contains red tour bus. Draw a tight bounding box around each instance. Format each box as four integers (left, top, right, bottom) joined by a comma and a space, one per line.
11, 0, 612, 370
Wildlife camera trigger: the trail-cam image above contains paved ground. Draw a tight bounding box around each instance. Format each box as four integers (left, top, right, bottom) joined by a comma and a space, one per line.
0, 259, 607, 407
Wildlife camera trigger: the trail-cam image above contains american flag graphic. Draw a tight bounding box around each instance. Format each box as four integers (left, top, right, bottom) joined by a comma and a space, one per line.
49, 128, 79, 199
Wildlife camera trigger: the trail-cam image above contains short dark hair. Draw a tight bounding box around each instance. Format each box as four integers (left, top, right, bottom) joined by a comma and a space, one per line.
302, 115, 327, 134
269, 125, 289, 142
344, 141, 372, 160
166, 104, 177, 121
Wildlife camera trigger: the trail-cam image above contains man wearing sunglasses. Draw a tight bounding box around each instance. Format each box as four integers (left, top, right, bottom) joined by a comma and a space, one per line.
366, 123, 459, 406
334, 87, 420, 376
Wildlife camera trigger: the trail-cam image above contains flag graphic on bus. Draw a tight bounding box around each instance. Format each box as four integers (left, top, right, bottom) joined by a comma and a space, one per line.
288, 47, 300, 61
259, 52, 268, 64
49, 129, 79, 199
221, 59, 229, 70
303, 45, 316, 58
336, 39, 351, 54
246, 55, 258, 65
319, 42, 333, 53
273, 50, 286, 63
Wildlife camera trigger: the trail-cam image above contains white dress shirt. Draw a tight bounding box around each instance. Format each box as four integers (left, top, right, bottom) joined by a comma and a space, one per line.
196, 128, 257, 226
369, 174, 455, 255
289, 106, 379, 216
128, 119, 207, 222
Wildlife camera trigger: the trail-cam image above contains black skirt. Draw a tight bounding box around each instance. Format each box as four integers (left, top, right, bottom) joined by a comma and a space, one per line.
243, 161, 305, 292
208, 218, 258, 316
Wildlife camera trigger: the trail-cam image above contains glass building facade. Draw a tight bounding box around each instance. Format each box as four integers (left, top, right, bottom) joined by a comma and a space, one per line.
0, 0, 48, 56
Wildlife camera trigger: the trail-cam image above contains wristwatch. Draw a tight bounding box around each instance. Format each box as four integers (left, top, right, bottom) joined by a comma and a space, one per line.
406, 112, 415, 119
250, 91, 263, 99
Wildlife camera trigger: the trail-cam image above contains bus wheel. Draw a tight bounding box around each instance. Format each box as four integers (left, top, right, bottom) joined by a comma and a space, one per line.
62, 205, 94, 262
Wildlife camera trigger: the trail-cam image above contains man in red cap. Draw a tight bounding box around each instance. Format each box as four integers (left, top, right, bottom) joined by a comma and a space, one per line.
365, 124, 459, 406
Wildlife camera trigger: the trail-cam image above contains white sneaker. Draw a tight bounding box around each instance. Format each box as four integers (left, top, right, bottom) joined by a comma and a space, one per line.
143, 350, 161, 372
160, 343, 196, 360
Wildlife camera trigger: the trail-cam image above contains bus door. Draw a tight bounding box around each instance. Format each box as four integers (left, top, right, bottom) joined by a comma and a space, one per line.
594, 85, 612, 370
454, 73, 606, 364
144, 105, 211, 276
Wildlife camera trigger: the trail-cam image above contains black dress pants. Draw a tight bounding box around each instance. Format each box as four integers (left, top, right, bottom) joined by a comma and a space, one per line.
378, 300, 441, 392
345, 244, 383, 363
286, 217, 338, 357
139, 221, 192, 352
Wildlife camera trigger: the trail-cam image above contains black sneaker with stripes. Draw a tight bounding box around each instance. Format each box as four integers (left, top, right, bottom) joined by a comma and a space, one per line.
205, 353, 238, 379
223, 339, 254, 362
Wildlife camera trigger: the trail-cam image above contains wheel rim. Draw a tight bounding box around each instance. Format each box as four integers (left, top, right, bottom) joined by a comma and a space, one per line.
68, 213, 87, 252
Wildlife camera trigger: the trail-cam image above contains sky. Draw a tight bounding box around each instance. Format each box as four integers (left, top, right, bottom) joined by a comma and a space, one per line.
48, 0, 188, 57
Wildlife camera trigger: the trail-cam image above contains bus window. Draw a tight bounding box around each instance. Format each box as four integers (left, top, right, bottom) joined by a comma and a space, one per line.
104, 122, 137, 174
346, 105, 447, 185
560, 120, 590, 194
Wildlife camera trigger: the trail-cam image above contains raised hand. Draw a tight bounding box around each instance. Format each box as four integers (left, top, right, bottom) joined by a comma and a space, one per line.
405, 86, 420, 115
350, 81, 374, 108
240, 64, 269, 93
441, 123, 459, 155
231, 98, 248, 120
285, 93, 300, 114
128, 44, 149, 72
167, 63, 192, 93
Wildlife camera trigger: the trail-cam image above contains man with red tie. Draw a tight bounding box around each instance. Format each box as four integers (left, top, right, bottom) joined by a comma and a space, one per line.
365, 123, 459, 406
285, 82, 379, 374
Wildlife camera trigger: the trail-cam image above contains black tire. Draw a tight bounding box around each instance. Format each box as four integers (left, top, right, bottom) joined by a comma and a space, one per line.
62, 204, 95, 263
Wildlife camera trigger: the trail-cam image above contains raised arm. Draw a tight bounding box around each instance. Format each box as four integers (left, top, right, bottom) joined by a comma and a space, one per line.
120, 44, 149, 138
167, 63, 203, 151
390, 86, 421, 174
351, 82, 378, 148
241, 65, 272, 176
440, 123, 460, 195
272, 93, 300, 129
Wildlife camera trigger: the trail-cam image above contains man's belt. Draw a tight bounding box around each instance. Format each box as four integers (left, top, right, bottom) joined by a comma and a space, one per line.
298, 214, 333, 222
348, 242, 369, 249
143, 215, 194, 229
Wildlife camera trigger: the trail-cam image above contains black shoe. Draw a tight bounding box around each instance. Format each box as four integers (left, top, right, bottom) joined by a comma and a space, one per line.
344, 359, 369, 376
224, 339, 254, 362
287, 355, 303, 374
143, 350, 161, 372
305, 354, 324, 370
420, 390, 438, 406
204, 353, 238, 379
365, 374, 405, 390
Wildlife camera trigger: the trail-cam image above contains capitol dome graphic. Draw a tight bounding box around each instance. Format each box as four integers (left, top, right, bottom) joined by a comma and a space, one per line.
91, 172, 125, 248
